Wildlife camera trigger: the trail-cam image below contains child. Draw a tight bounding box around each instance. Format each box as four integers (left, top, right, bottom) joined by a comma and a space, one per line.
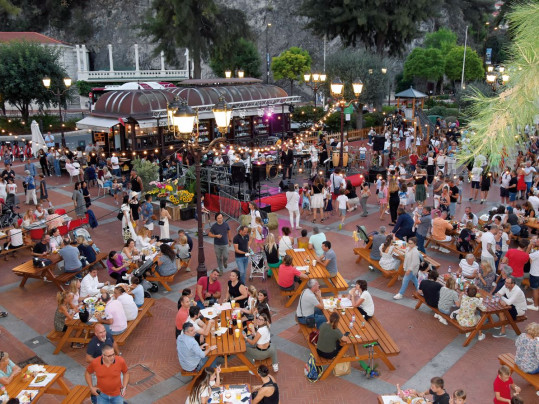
398, 184, 408, 209
359, 145, 367, 169
418, 377, 450, 403
111, 178, 122, 205
493, 365, 521, 404
251, 216, 265, 252
457, 175, 464, 204
301, 183, 311, 215
406, 183, 416, 210
297, 229, 309, 249
451, 389, 467, 404
174, 235, 191, 272
417, 261, 431, 286
336, 189, 349, 230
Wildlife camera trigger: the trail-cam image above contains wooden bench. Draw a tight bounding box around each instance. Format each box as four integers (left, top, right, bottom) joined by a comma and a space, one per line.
425, 236, 481, 259
145, 269, 178, 292
498, 353, 539, 391
61, 385, 91, 404
0, 243, 32, 261
327, 273, 349, 293
114, 298, 154, 345
270, 266, 296, 297
47, 330, 64, 342
354, 247, 401, 287
367, 316, 400, 358
55, 251, 109, 285
298, 323, 336, 367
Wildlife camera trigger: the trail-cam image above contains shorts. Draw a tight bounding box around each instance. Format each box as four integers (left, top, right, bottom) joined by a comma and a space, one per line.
340, 209, 346, 216
302, 200, 311, 210
500, 187, 509, 197
530, 274, 539, 289
509, 192, 517, 202
471, 181, 480, 189
359, 155, 366, 161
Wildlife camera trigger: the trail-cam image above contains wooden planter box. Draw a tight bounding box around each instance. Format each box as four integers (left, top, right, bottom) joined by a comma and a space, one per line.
180, 206, 195, 221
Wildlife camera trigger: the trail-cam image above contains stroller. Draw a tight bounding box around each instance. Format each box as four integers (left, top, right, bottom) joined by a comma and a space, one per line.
131, 258, 159, 297
0, 199, 20, 229
249, 251, 266, 281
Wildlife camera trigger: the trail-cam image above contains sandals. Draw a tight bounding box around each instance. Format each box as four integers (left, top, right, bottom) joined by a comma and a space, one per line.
0, 312, 7, 318
312, 220, 316, 223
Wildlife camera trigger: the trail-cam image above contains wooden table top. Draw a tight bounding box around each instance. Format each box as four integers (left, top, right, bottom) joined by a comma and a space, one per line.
286, 248, 332, 279
5, 364, 66, 402
12, 253, 62, 274
322, 307, 378, 346
205, 309, 247, 356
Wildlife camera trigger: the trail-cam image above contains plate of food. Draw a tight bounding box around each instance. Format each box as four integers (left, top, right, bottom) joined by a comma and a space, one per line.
200, 308, 219, 319
17, 390, 38, 403
411, 398, 426, 404
84, 297, 97, 305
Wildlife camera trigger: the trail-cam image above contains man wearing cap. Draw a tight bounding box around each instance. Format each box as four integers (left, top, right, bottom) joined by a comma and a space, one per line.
25, 170, 37, 205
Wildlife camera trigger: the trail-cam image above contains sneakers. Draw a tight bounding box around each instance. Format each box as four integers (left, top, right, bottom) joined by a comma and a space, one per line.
465, 332, 471, 338
431, 245, 439, 250
439, 247, 450, 254
493, 333, 507, 338
338, 224, 342, 230
527, 304, 539, 311
393, 293, 403, 300
272, 364, 279, 372
368, 265, 374, 271
434, 314, 440, 319
477, 333, 486, 341
185, 267, 191, 272
439, 318, 448, 325
480, 199, 484, 204
527, 298, 534, 303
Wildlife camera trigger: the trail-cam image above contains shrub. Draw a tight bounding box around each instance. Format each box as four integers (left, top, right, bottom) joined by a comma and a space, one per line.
131, 158, 159, 191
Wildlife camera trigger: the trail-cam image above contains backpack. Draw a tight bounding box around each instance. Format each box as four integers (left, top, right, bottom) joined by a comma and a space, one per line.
304, 353, 323, 383
261, 226, 269, 239
259, 209, 269, 225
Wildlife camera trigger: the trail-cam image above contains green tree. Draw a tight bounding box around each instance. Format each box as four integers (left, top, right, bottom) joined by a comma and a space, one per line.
271, 47, 311, 95
403, 48, 446, 84
299, 0, 440, 56
445, 46, 485, 85
140, 0, 250, 79
424, 28, 457, 54
210, 38, 261, 78
0, 0, 20, 15
0, 40, 69, 122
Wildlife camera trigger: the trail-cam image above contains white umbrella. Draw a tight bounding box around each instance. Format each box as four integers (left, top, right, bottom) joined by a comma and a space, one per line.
30, 120, 48, 157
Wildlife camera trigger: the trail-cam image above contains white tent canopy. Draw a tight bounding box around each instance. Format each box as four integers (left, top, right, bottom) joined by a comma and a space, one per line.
30, 120, 47, 157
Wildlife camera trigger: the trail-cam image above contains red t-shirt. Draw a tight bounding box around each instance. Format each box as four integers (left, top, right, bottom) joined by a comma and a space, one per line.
410, 154, 418, 165
87, 356, 128, 397
493, 375, 513, 404
194, 276, 222, 302
175, 306, 189, 331
504, 249, 529, 277
277, 264, 302, 288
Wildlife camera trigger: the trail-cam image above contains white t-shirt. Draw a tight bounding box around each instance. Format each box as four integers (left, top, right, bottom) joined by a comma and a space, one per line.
471, 167, 483, 182
350, 289, 374, 316
497, 285, 527, 316
336, 194, 348, 210
214, 156, 224, 165
309, 145, 318, 162
330, 174, 345, 193
111, 156, 119, 170
117, 293, 138, 321
256, 325, 271, 345
9, 228, 23, 246
529, 250, 539, 277
459, 259, 479, 277
528, 196, 539, 213
336, 142, 349, 152
501, 173, 512, 188
285, 191, 300, 211
481, 231, 496, 259
524, 166, 536, 182
359, 147, 367, 158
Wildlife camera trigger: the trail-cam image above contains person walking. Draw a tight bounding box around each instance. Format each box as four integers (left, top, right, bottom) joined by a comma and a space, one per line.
388, 179, 400, 225
24, 170, 37, 205
208, 213, 232, 274
159, 200, 171, 240
85, 344, 129, 404
233, 226, 250, 284
285, 183, 301, 230
393, 237, 421, 300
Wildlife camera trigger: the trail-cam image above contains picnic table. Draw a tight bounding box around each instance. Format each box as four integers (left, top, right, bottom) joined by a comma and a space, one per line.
48, 297, 155, 354
271, 248, 348, 308
12, 251, 108, 291
209, 384, 251, 403
298, 305, 399, 380
413, 278, 526, 347
183, 308, 260, 389
5, 364, 70, 402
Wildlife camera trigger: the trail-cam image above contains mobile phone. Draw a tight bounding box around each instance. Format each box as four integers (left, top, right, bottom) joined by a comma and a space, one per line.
241, 397, 250, 402
344, 331, 350, 336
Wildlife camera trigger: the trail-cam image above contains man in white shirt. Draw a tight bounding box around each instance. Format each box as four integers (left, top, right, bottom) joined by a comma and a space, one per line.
460, 207, 478, 227
481, 225, 498, 272
44, 132, 55, 148
469, 165, 482, 201
110, 154, 120, 177
526, 238, 539, 311
494, 276, 527, 337
528, 190, 539, 213
524, 161, 536, 195
329, 168, 345, 194
500, 169, 512, 205
213, 155, 224, 166
458, 254, 479, 279
80, 268, 108, 298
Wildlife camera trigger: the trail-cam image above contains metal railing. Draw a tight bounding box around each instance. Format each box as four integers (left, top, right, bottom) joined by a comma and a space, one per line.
78, 69, 189, 82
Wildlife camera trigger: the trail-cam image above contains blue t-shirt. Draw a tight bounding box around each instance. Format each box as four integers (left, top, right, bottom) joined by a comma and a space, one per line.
0, 359, 15, 387
132, 284, 144, 306
59, 245, 82, 271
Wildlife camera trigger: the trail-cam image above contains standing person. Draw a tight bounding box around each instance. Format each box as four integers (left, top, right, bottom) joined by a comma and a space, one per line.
502, 239, 530, 286
388, 179, 400, 225
85, 344, 129, 404
81, 181, 91, 208
110, 154, 121, 177
414, 169, 427, 205
285, 183, 301, 230
359, 182, 371, 217
140, 194, 154, 232
481, 225, 499, 272
233, 226, 250, 284
393, 237, 421, 300
493, 365, 521, 404
336, 189, 349, 230
527, 237, 539, 311
248, 202, 261, 230
500, 169, 512, 206
128, 192, 140, 223
38, 149, 50, 177
72, 182, 87, 218
448, 178, 459, 217
159, 200, 171, 240
120, 195, 135, 243
24, 170, 37, 205
281, 144, 294, 180
414, 206, 432, 254
44, 132, 55, 148
480, 171, 491, 204
129, 170, 143, 198
38, 174, 52, 208
208, 213, 231, 275
310, 175, 325, 223
378, 180, 388, 220
309, 141, 318, 177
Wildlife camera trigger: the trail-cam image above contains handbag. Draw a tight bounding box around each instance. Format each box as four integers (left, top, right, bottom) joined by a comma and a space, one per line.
332, 361, 351, 377
308, 330, 319, 344
79, 307, 90, 323
117, 211, 123, 221
158, 220, 165, 226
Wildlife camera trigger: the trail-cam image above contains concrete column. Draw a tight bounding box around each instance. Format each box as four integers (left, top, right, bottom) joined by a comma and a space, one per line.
108, 44, 114, 72
75, 45, 81, 72
81, 45, 88, 72
184, 48, 190, 71
160, 51, 165, 71
134, 44, 140, 72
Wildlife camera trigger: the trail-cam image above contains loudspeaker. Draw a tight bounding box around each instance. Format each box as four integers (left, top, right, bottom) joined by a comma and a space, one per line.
252, 163, 266, 184
231, 163, 245, 184
373, 136, 385, 152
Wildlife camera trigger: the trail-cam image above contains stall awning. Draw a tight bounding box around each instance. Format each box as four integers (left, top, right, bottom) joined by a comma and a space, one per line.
76, 117, 120, 131
136, 119, 168, 128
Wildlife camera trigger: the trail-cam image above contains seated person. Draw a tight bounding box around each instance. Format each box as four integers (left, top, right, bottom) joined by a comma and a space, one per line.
177, 322, 218, 372
113, 286, 138, 321
318, 241, 338, 277
85, 323, 120, 363
348, 279, 374, 320
187, 306, 215, 344
128, 277, 144, 308
316, 312, 349, 359
135, 227, 155, 251
456, 285, 487, 341
379, 235, 400, 271
106, 251, 129, 284
98, 292, 127, 335
194, 269, 221, 309
515, 322, 539, 374
80, 268, 108, 298
245, 313, 279, 372
414, 377, 450, 403
296, 279, 326, 329
32, 233, 51, 257
156, 243, 178, 277
437, 277, 460, 321
46, 209, 65, 230
65, 160, 81, 179
431, 210, 453, 242
419, 269, 443, 308
0, 351, 22, 387
22, 209, 35, 227
458, 254, 479, 279
297, 229, 309, 249
264, 233, 281, 272
174, 235, 191, 272
369, 228, 387, 261
34, 203, 48, 221
277, 254, 308, 291
224, 270, 249, 308
59, 237, 83, 273
49, 227, 63, 251
213, 154, 225, 166
121, 238, 139, 261
4, 221, 23, 250
77, 235, 97, 264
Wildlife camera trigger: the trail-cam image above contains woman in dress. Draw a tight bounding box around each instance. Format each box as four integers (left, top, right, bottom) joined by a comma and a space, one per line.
38, 174, 51, 208
72, 182, 86, 218
414, 169, 427, 205
426, 152, 435, 184
456, 285, 486, 341
121, 195, 136, 243
224, 269, 249, 308
516, 166, 527, 200
159, 200, 171, 240
310, 175, 325, 223
379, 235, 400, 271
378, 180, 388, 220
278, 227, 294, 259
81, 181, 91, 208
245, 313, 279, 372
388, 179, 400, 225
309, 141, 319, 177
129, 192, 140, 222
515, 322, 539, 374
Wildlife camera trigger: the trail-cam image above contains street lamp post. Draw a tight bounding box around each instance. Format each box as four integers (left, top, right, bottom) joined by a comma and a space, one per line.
168, 96, 232, 279
330, 77, 364, 168
303, 72, 326, 107
381, 68, 390, 106
265, 23, 272, 84
42, 76, 72, 147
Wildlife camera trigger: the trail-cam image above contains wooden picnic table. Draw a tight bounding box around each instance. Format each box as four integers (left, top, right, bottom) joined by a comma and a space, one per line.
210, 384, 251, 403
5, 364, 70, 402
185, 309, 260, 389
272, 248, 348, 308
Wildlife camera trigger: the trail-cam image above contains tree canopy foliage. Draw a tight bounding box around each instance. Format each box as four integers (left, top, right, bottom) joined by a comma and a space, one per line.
444, 46, 484, 82
0, 0, 20, 15
299, 0, 440, 56
210, 38, 261, 78
271, 47, 311, 95
0, 41, 70, 121
403, 48, 446, 83
424, 28, 457, 55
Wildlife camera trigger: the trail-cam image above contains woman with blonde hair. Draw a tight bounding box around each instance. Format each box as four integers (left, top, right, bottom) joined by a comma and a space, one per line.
515, 322, 539, 374
240, 285, 259, 319
67, 278, 82, 306
264, 233, 280, 277
476, 260, 496, 293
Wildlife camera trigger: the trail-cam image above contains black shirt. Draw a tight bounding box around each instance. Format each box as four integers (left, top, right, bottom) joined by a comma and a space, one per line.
1, 169, 15, 180
429, 389, 450, 404
131, 176, 142, 192
420, 280, 442, 308
86, 333, 115, 358
449, 186, 459, 203
507, 213, 519, 226
509, 176, 518, 191
33, 242, 49, 254
264, 245, 279, 265
233, 234, 249, 258
130, 202, 140, 221
78, 244, 97, 263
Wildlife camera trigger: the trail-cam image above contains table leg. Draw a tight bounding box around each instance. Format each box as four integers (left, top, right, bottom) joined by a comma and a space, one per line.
237, 353, 261, 376
319, 346, 348, 381
185, 355, 214, 390
463, 314, 488, 347
355, 255, 363, 264
504, 308, 522, 336
387, 263, 403, 288
285, 279, 308, 308
19, 274, 30, 288
373, 345, 395, 371
53, 327, 73, 355
46, 376, 71, 395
